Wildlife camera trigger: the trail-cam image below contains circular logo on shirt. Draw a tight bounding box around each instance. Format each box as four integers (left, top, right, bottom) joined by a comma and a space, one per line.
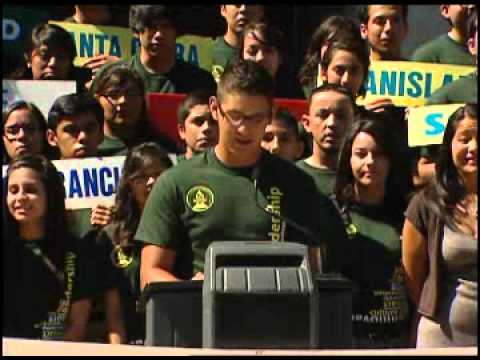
112, 245, 134, 269
186, 186, 214, 212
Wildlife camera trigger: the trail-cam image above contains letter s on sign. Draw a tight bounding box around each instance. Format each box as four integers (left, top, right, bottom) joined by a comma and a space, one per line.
425, 113, 445, 136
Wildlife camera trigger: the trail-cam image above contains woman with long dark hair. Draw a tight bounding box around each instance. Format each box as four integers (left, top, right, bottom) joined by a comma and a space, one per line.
95, 142, 173, 344
402, 103, 477, 347
332, 115, 411, 348
3, 155, 94, 340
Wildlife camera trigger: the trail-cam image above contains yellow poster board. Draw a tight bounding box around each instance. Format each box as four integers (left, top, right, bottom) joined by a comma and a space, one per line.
50, 21, 214, 71
317, 61, 475, 107
408, 104, 464, 147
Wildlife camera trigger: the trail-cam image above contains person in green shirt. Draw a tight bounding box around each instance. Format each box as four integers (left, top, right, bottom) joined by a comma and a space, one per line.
411, 5, 475, 65
298, 84, 355, 197
176, 90, 218, 162
90, 5, 216, 96
332, 116, 412, 348
136, 60, 348, 288
3, 155, 95, 341
427, 8, 478, 105
91, 63, 178, 156
212, 4, 265, 82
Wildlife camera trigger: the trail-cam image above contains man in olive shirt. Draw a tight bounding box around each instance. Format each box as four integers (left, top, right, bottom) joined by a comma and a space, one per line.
427, 8, 477, 105
212, 4, 264, 82
91, 5, 216, 95
297, 84, 355, 197
136, 60, 348, 287
411, 5, 475, 65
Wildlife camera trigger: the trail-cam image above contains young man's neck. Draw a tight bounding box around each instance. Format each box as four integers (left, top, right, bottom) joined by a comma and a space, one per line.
370, 49, 402, 61
448, 28, 467, 45
223, 29, 241, 48
214, 143, 262, 168
306, 146, 338, 170
20, 221, 45, 241
354, 182, 386, 206
140, 49, 175, 75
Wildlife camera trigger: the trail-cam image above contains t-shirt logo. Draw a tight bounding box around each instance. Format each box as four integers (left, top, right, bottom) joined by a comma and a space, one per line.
112, 245, 134, 269
186, 185, 215, 212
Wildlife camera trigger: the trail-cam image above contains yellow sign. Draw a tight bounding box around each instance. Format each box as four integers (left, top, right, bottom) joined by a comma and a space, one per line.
408, 103, 464, 147
176, 34, 214, 72
50, 21, 136, 66
317, 61, 475, 107
50, 21, 214, 71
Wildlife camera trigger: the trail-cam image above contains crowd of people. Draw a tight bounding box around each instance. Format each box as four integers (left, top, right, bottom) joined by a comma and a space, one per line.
2, 4, 477, 350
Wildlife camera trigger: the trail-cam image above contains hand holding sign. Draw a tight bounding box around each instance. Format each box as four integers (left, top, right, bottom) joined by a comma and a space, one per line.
82, 54, 120, 76
90, 203, 114, 227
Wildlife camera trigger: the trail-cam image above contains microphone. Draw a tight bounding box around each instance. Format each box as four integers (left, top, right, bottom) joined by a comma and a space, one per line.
251, 165, 324, 272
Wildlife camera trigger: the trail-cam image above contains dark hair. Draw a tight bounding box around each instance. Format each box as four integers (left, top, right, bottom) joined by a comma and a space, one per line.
8, 23, 77, 80
334, 114, 409, 219
424, 103, 477, 230
274, 108, 300, 138
358, 5, 409, 25
177, 90, 214, 126
467, 6, 477, 40
110, 142, 173, 248
217, 59, 275, 104
238, 21, 286, 62
129, 5, 178, 34
308, 83, 356, 109
298, 16, 362, 88
47, 93, 104, 131
320, 38, 370, 97
3, 101, 50, 163
4, 155, 70, 269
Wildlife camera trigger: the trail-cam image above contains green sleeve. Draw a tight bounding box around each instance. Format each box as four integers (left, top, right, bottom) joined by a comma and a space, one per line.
426, 84, 451, 105
134, 170, 184, 251
410, 44, 435, 63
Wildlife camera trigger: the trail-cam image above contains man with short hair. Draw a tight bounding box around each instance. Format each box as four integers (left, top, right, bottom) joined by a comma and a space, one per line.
427, 7, 477, 104
411, 5, 475, 65
298, 84, 355, 197
177, 91, 219, 161
92, 5, 216, 95
261, 108, 304, 162
359, 5, 409, 61
212, 4, 265, 82
137, 60, 348, 286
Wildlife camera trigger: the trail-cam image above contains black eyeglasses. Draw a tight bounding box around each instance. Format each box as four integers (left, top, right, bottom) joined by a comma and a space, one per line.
4, 123, 39, 140
217, 102, 271, 127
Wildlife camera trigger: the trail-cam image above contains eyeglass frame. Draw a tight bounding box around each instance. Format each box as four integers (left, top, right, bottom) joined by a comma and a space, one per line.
3, 123, 40, 140
216, 101, 272, 127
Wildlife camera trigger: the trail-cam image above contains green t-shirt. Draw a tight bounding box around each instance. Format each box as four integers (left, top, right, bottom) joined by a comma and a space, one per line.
67, 208, 93, 240
211, 36, 237, 83
135, 148, 347, 275
410, 34, 474, 66
98, 135, 129, 157
91, 55, 216, 95
3, 238, 96, 340
296, 160, 336, 197
333, 200, 410, 344
426, 72, 478, 105
96, 225, 144, 342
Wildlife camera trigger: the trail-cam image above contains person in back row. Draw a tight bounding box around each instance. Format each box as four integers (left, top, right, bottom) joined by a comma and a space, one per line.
176, 91, 219, 162
411, 5, 476, 65
136, 60, 349, 287
91, 5, 216, 95
298, 84, 355, 197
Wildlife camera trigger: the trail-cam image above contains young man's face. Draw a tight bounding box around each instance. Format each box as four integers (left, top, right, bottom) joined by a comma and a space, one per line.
243, 29, 281, 77
30, 44, 71, 80
47, 112, 103, 159
441, 5, 474, 36
210, 92, 272, 160
221, 5, 264, 35
261, 117, 303, 161
137, 18, 176, 59
178, 104, 219, 158
360, 5, 408, 60
302, 90, 354, 155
